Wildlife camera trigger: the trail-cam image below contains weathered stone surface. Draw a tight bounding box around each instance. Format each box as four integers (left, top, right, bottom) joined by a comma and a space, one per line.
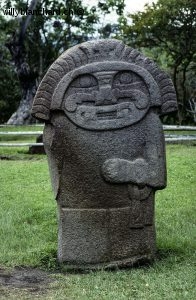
31, 39, 177, 269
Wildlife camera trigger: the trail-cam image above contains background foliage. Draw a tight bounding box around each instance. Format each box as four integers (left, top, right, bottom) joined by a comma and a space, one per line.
121, 0, 196, 124
0, 0, 195, 124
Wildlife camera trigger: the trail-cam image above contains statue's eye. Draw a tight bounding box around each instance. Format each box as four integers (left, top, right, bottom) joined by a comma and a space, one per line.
119, 72, 133, 84
113, 71, 133, 85
113, 71, 143, 86
71, 75, 98, 88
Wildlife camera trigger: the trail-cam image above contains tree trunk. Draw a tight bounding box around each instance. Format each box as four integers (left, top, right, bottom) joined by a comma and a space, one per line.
7, 72, 37, 125
173, 63, 182, 125
6, 0, 39, 125
6, 52, 38, 124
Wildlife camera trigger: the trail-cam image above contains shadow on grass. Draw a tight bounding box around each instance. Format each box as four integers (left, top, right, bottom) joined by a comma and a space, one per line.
154, 247, 187, 267
39, 245, 187, 275
39, 250, 175, 275
0, 152, 45, 161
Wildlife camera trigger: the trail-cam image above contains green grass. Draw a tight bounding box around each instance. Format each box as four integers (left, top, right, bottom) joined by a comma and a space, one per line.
164, 130, 196, 135
0, 144, 195, 299
0, 125, 44, 131
0, 158, 56, 267
0, 147, 44, 160
0, 136, 37, 142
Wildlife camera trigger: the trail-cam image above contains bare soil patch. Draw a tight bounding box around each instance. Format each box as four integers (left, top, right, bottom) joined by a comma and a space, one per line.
0, 267, 54, 297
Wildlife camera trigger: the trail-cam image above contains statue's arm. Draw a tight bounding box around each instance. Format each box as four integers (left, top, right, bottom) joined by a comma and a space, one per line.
101, 112, 166, 190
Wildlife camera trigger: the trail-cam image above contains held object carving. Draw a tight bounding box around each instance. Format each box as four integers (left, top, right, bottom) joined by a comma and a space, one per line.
32, 39, 177, 269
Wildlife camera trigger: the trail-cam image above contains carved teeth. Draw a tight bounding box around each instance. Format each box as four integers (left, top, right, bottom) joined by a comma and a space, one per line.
96, 110, 117, 120
78, 103, 133, 121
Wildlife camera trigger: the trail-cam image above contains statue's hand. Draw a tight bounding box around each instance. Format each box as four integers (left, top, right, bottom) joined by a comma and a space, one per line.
101, 158, 148, 185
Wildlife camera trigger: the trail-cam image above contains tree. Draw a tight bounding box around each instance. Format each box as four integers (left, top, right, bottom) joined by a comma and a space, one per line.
1, 0, 98, 124
0, 16, 21, 123
4, 0, 40, 124
121, 0, 196, 124
0, 0, 125, 124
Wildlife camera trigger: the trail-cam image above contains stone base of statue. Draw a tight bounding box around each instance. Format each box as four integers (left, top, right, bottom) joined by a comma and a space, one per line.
57, 189, 156, 269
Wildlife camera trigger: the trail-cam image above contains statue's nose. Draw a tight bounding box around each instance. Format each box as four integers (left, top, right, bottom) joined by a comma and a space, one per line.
95, 86, 116, 105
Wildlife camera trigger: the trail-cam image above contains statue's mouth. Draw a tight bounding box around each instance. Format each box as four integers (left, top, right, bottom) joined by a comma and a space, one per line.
96, 110, 117, 120
66, 101, 148, 130
62, 90, 149, 130
78, 102, 132, 122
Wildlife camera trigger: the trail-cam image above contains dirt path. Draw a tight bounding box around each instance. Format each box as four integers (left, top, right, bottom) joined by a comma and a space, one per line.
0, 267, 54, 299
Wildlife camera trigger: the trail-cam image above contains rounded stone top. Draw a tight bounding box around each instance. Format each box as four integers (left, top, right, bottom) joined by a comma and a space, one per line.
31, 39, 177, 121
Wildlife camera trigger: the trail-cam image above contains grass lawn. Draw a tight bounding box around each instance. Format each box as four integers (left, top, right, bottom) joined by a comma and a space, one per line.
0, 125, 44, 131
0, 144, 195, 299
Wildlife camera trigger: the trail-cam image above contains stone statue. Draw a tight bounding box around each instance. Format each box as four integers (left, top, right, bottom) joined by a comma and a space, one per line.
32, 39, 177, 269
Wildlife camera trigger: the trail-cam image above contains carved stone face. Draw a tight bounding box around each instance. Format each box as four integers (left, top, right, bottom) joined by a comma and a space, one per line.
51, 62, 160, 130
